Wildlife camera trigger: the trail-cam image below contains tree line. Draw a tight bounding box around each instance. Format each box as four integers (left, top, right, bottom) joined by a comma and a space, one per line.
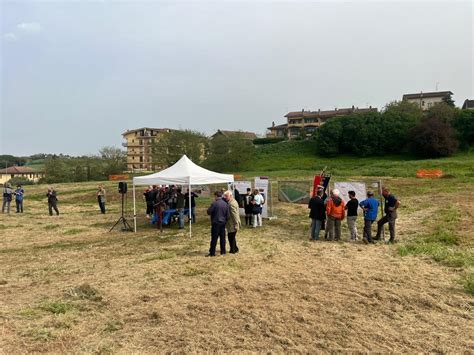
316, 101, 474, 158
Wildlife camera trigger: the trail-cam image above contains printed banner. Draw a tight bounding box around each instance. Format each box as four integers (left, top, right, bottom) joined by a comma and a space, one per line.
333, 182, 367, 204
231, 181, 252, 215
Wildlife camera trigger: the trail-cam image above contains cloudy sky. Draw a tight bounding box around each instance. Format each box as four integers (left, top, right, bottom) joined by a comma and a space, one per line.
1, 0, 472, 156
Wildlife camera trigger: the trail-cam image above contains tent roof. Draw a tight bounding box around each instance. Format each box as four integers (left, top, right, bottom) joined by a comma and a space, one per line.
133, 155, 234, 186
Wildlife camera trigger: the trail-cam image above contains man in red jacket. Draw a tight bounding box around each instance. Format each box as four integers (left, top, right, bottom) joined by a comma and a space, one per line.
326, 189, 345, 241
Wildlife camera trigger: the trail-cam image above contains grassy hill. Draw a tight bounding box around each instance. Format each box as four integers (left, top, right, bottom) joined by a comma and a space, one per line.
240, 140, 474, 178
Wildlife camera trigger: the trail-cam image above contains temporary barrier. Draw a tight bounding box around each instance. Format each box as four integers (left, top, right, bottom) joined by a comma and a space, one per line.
109, 174, 130, 181
416, 169, 443, 178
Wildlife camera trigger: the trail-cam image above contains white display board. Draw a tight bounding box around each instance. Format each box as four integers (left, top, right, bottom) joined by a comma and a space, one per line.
333, 182, 367, 203
254, 177, 269, 218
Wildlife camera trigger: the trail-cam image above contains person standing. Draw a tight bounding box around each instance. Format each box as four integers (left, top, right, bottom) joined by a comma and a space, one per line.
184, 189, 198, 223
47, 186, 59, 216
176, 188, 185, 229
144, 186, 154, 218
2, 183, 13, 214
308, 188, 326, 240
224, 190, 241, 253
345, 190, 359, 241
359, 191, 379, 244
326, 189, 345, 241
252, 189, 265, 228
206, 191, 229, 256
15, 184, 25, 213
97, 185, 106, 214
375, 187, 401, 243
243, 188, 254, 226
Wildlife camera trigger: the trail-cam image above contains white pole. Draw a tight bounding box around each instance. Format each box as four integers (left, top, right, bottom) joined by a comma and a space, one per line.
188, 181, 192, 238
133, 183, 137, 232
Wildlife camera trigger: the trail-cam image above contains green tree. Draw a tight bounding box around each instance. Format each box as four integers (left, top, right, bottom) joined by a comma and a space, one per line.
425, 102, 459, 124
152, 130, 208, 167
99, 146, 126, 176
442, 93, 455, 107
453, 109, 474, 148
409, 117, 459, 158
316, 119, 343, 156
204, 134, 254, 172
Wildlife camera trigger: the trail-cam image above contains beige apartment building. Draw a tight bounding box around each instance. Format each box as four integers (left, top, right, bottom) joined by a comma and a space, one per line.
268, 106, 378, 139
402, 91, 453, 111
122, 127, 173, 171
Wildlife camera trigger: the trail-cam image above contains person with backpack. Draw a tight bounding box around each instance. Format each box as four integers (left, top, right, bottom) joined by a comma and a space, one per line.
15, 184, 25, 213
252, 189, 265, 228
2, 183, 13, 214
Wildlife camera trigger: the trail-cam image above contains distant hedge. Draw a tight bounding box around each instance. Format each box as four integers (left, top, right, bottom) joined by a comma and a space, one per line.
253, 137, 286, 145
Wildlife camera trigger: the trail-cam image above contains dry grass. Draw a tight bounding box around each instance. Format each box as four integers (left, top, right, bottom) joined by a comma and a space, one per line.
0, 179, 473, 353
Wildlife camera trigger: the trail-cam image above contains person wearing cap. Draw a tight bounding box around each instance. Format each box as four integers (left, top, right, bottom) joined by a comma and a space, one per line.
359, 191, 379, 244
308, 188, 326, 240
375, 187, 400, 243
326, 188, 345, 241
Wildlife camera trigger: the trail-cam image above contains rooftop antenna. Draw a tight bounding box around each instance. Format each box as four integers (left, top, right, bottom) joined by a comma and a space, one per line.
436, 82, 440, 91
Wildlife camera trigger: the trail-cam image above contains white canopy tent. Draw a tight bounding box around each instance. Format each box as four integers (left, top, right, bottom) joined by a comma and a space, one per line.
132, 155, 234, 237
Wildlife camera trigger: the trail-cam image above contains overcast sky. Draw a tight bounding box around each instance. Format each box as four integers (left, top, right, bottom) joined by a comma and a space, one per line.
1, 0, 473, 156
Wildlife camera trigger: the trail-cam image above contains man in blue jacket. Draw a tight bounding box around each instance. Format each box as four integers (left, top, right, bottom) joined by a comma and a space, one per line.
206, 191, 229, 256
359, 191, 379, 244
15, 184, 24, 213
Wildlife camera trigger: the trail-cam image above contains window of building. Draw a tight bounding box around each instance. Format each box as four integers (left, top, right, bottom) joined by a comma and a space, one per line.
422, 100, 425, 106
427, 102, 432, 108
139, 156, 143, 162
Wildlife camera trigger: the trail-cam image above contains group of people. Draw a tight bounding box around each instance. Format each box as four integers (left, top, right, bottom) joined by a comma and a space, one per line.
308, 186, 400, 244
143, 185, 198, 229
2, 184, 25, 214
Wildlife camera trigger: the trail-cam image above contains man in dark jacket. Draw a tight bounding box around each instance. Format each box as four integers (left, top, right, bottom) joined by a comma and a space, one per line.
206, 191, 229, 256
308, 189, 326, 240
375, 187, 400, 243
185, 189, 198, 223
47, 186, 59, 216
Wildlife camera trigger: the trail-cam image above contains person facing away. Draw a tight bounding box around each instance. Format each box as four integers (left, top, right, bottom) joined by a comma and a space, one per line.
2, 183, 13, 214
97, 185, 106, 214
375, 187, 401, 243
252, 189, 265, 228
46, 186, 59, 216
206, 191, 229, 257
15, 184, 25, 213
243, 188, 254, 226
308, 188, 326, 240
345, 190, 359, 241
175, 188, 185, 229
326, 189, 345, 241
224, 190, 241, 254
359, 191, 379, 244
184, 189, 198, 223
144, 186, 154, 218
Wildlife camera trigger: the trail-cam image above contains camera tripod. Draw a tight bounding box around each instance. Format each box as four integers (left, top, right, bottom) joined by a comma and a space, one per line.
109, 192, 133, 232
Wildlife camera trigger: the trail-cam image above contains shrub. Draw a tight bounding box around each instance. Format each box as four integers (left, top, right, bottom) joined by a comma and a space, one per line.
453, 109, 474, 148
7, 176, 35, 186
409, 117, 459, 158
253, 137, 285, 145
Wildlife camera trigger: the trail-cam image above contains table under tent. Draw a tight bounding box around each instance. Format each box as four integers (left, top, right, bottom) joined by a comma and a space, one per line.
132, 155, 234, 237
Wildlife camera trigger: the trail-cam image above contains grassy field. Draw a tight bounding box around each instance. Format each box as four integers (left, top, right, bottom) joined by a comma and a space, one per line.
1, 160, 473, 352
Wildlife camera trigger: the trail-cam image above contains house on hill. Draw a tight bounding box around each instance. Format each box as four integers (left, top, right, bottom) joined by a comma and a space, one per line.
0, 166, 45, 185
462, 99, 474, 110
211, 130, 257, 140
402, 91, 453, 111
122, 127, 174, 171
267, 106, 378, 140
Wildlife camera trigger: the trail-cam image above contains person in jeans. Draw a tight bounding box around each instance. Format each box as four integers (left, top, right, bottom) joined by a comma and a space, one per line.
359, 191, 379, 244
97, 185, 106, 214
252, 189, 265, 228
15, 184, 25, 213
308, 188, 326, 240
326, 189, 345, 241
47, 186, 59, 216
2, 183, 13, 214
206, 191, 229, 256
176, 188, 185, 229
375, 187, 400, 243
224, 190, 241, 253
345, 190, 359, 241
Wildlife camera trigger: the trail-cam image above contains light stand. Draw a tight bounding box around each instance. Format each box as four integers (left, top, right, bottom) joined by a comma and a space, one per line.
109, 190, 133, 232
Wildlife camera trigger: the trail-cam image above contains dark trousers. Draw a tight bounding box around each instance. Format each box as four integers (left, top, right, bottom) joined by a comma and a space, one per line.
146, 201, 154, 215
48, 202, 59, 216
228, 231, 239, 253
98, 197, 106, 214
16, 200, 23, 213
363, 219, 374, 242
209, 223, 226, 256
376, 213, 397, 241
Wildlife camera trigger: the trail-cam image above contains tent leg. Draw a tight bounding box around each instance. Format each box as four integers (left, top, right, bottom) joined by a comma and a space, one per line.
188, 182, 192, 238
133, 183, 137, 233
